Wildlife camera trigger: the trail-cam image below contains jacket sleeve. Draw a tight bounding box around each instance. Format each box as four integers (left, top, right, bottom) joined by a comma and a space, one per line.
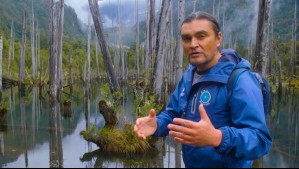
153, 77, 185, 137
215, 71, 272, 160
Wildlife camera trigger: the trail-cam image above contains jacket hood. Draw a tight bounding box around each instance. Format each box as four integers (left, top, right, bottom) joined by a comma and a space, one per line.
220, 48, 251, 70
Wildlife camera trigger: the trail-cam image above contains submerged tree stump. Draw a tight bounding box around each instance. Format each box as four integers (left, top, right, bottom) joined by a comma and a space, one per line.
98, 99, 118, 128
0, 106, 8, 131
62, 100, 72, 117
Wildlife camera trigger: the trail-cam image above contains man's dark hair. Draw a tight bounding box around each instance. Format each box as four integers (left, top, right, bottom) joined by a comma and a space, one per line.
181, 11, 221, 36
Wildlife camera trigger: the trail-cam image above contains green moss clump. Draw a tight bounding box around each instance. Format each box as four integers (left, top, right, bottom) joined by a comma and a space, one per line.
80, 122, 152, 154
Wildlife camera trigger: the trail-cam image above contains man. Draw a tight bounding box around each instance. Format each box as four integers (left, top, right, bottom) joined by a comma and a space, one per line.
134, 11, 272, 168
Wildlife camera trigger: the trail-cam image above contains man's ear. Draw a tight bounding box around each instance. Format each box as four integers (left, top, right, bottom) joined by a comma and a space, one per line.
216, 32, 222, 48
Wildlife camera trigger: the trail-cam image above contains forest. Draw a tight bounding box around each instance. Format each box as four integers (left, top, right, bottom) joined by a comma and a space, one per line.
0, 1, 298, 166
0, 0, 298, 92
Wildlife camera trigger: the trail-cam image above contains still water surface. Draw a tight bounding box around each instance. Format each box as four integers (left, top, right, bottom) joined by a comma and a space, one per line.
0, 84, 298, 168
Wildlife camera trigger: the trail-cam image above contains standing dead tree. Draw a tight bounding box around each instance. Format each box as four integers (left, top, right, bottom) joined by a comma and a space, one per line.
20, 11, 27, 88
135, 0, 140, 82
7, 18, 14, 75
49, 0, 57, 99
49, 0, 64, 100
176, 0, 185, 83
291, 0, 297, 76
153, 0, 171, 101
88, 0, 120, 93
118, 0, 126, 81
57, 0, 64, 92
254, 0, 271, 74
144, 0, 156, 75
0, 35, 3, 97
31, 0, 36, 80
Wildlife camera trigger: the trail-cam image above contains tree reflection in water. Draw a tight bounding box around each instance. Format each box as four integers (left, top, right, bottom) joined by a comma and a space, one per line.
263, 87, 299, 168
0, 84, 298, 168
49, 99, 63, 168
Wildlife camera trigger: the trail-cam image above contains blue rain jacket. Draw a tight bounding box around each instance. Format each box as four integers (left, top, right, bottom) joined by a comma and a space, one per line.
154, 49, 272, 168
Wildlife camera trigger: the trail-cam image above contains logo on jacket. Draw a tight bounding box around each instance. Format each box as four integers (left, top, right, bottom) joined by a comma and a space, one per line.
200, 90, 211, 105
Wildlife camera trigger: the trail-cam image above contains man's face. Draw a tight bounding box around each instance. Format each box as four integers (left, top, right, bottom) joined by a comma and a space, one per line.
181, 19, 222, 71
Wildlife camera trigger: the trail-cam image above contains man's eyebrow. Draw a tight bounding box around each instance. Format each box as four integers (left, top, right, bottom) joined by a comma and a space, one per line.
194, 30, 208, 35
181, 30, 208, 36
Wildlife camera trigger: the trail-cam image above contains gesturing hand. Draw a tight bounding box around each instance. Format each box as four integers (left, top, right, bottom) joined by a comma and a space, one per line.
134, 109, 157, 140
168, 104, 222, 147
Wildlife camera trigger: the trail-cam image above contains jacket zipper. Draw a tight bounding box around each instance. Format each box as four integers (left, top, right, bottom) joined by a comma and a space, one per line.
191, 93, 198, 114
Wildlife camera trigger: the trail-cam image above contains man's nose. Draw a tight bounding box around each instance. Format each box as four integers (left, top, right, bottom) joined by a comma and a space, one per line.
190, 38, 199, 49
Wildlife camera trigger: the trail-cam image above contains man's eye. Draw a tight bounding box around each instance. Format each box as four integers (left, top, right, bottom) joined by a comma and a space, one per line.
182, 37, 191, 42
197, 34, 205, 39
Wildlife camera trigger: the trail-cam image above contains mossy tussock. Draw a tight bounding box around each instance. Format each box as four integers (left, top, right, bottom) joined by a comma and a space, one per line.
80, 122, 152, 154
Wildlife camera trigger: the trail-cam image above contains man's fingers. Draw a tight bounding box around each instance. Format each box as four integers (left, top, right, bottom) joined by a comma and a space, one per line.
172, 118, 194, 129
168, 123, 194, 135
149, 109, 156, 118
199, 104, 210, 122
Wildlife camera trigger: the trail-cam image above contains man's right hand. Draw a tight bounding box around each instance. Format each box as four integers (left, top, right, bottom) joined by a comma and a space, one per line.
134, 109, 157, 140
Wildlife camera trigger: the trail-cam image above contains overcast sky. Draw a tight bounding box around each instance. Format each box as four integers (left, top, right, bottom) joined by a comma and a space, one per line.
65, 0, 148, 27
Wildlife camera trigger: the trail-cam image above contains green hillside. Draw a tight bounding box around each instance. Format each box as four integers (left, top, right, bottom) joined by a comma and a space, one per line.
0, 0, 84, 43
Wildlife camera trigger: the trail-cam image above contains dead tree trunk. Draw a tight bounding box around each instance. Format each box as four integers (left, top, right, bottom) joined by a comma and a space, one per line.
0, 35, 2, 95
176, 0, 185, 83
31, 0, 36, 80
8, 18, 14, 74
68, 50, 73, 85
144, 0, 156, 75
274, 38, 282, 89
20, 11, 27, 87
291, 0, 297, 76
49, 0, 64, 99
49, 0, 57, 99
88, 0, 120, 93
193, 0, 197, 12
118, 0, 125, 81
56, 0, 64, 91
169, 1, 175, 85
254, 0, 271, 74
135, 0, 140, 81
95, 32, 100, 79
87, 15, 91, 85
153, 0, 171, 101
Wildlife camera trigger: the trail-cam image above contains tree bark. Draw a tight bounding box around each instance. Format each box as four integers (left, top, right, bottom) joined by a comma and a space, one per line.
153, 0, 171, 101
144, 0, 156, 74
254, 0, 271, 74
88, 0, 120, 93
176, 0, 185, 83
